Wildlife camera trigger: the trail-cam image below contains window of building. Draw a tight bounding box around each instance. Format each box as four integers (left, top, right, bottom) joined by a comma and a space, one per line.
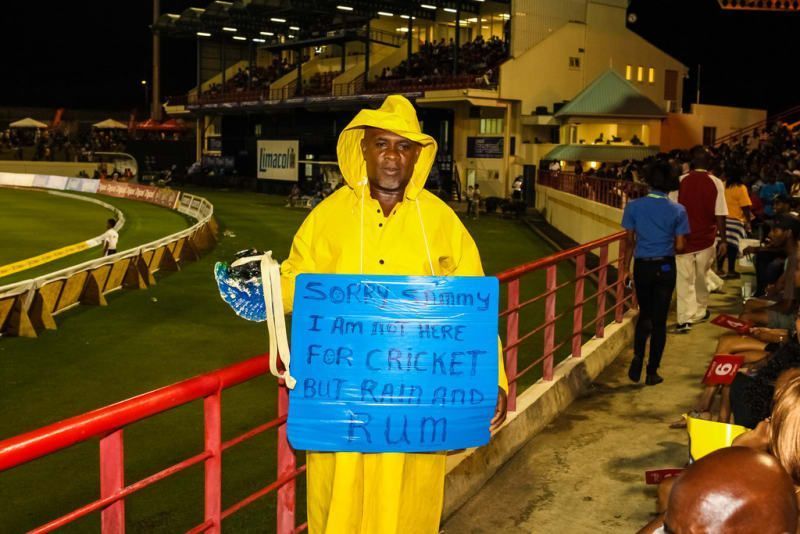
637, 66, 643, 82
255, 124, 262, 137
569, 56, 581, 69
648, 67, 655, 84
480, 118, 504, 135
664, 69, 678, 101
625, 65, 632, 80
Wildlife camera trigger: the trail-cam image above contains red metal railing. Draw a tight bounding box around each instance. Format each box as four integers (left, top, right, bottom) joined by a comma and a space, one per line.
497, 231, 633, 410
538, 170, 648, 209
0, 232, 635, 530
0, 355, 306, 534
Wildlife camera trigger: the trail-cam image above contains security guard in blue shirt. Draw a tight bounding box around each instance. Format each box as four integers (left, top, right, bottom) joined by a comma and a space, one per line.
621, 161, 690, 385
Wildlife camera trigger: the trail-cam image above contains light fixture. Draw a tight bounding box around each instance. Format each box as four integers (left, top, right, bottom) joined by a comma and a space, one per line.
396, 27, 409, 32
270, 17, 286, 22
378, 11, 394, 16
421, 4, 437, 9
400, 14, 410, 19
481, 25, 489, 29
196, 31, 212, 37
444, 7, 457, 13
289, 25, 300, 30
288, 34, 296, 38
499, 13, 510, 19
260, 31, 274, 36
480, 17, 488, 21
222, 26, 237, 32
233, 35, 246, 40
141, 80, 147, 85
252, 37, 266, 42
336, 5, 353, 11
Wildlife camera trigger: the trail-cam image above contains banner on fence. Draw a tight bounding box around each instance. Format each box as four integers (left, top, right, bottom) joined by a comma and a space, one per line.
288, 274, 499, 453
98, 180, 180, 208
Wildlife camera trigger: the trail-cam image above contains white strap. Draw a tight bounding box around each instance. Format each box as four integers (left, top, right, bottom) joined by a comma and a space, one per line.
259, 252, 297, 389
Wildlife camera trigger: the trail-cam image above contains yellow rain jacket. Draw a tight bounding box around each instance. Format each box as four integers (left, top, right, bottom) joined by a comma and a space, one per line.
281, 94, 507, 534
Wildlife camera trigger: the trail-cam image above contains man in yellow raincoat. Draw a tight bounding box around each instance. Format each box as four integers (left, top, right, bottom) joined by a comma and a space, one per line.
281, 94, 508, 534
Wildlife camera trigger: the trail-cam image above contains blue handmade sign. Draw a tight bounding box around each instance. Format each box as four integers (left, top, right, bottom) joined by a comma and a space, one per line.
288, 274, 499, 453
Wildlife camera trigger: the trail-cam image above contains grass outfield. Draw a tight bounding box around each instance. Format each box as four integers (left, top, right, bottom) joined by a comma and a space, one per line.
0, 188, 112, 266
0, 188, 594, 532
0, 191, 191, 286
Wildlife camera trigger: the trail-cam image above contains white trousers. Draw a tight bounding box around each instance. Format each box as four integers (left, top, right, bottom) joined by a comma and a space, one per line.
676, 245, 716, 324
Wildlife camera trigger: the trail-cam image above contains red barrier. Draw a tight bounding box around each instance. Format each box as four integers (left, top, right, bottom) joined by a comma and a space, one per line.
0, 232, 636, 530
0, 355, 305, 534
538, 170, 648, 209
496, 231, 634, 411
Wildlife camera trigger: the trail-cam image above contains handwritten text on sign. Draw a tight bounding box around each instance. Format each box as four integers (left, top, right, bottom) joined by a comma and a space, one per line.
288, 274, 499, 453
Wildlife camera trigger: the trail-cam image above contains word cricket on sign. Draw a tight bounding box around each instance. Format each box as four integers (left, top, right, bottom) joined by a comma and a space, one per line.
702, 354, 745, 386
288, 274, 500, 453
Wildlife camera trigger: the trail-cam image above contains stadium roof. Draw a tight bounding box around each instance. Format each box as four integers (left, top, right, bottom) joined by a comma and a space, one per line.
543, 144, 659, 163
555, 70, 667, 119
154, 0, 509, 43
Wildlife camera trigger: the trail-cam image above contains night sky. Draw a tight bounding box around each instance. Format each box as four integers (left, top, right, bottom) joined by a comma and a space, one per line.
0, 0, 797, 114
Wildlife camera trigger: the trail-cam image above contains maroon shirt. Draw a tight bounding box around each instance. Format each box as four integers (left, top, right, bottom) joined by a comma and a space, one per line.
677, 171, 722, 254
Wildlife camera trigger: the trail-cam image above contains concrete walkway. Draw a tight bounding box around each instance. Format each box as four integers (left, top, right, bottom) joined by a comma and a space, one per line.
443, 279, 746, 533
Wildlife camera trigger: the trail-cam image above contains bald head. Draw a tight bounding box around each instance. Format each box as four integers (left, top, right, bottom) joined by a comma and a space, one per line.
664, 447, 797, 533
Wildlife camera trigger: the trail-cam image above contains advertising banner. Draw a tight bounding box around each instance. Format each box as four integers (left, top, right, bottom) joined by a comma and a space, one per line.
98, 180, 180, 209
257, 140, 299, 181
288, 274, 500, 453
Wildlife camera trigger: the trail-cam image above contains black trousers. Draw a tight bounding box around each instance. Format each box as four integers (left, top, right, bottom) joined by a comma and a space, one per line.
633, 258, 676, 373
754, 251, 785, 297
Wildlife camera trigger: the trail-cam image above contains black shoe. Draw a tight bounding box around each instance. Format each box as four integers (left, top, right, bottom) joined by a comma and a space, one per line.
723, 272, 741, 280
692, 310, 712, 323
676, 323, 692, 333
645, 373, 664, 386
628, 357, 644, 383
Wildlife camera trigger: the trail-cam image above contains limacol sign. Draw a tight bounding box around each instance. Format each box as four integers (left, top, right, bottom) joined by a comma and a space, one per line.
257, 140, 299, 181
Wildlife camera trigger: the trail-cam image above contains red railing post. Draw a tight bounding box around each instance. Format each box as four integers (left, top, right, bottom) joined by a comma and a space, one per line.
99, 429, 125, 534
504, 279, 520, 412
571, 254, 586, 358
596, 245, 609, 338
276, 384, 296, 534
543, 265, 557, 380
615, 238, 627, 323
204, 391, 222, 534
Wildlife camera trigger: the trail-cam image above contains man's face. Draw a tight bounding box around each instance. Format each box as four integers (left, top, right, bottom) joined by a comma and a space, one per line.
770, 226, 790, 247
776, 200, 791, 214
361, 127, 421, 192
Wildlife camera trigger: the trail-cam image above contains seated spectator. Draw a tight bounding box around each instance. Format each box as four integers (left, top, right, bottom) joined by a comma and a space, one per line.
638, 447, 797, 534
286, 183, 302, 207
740, 215, 800, 328
760, 173, 789, 217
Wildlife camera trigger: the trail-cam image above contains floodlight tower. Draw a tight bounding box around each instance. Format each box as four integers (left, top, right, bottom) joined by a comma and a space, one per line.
152, 0, 163, 121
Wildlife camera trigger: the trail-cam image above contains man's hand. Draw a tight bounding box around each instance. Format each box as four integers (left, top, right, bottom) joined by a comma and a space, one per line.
490, 387, 508, 432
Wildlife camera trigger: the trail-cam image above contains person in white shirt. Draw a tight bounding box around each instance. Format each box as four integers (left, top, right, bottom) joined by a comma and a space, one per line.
102, 218, 119, 256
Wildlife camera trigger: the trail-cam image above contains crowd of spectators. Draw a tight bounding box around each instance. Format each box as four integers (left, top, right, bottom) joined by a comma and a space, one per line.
582, 122, 800, 531
539, 121, 800, 530
375, 35, 508, 88
203, 57, 302, 98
